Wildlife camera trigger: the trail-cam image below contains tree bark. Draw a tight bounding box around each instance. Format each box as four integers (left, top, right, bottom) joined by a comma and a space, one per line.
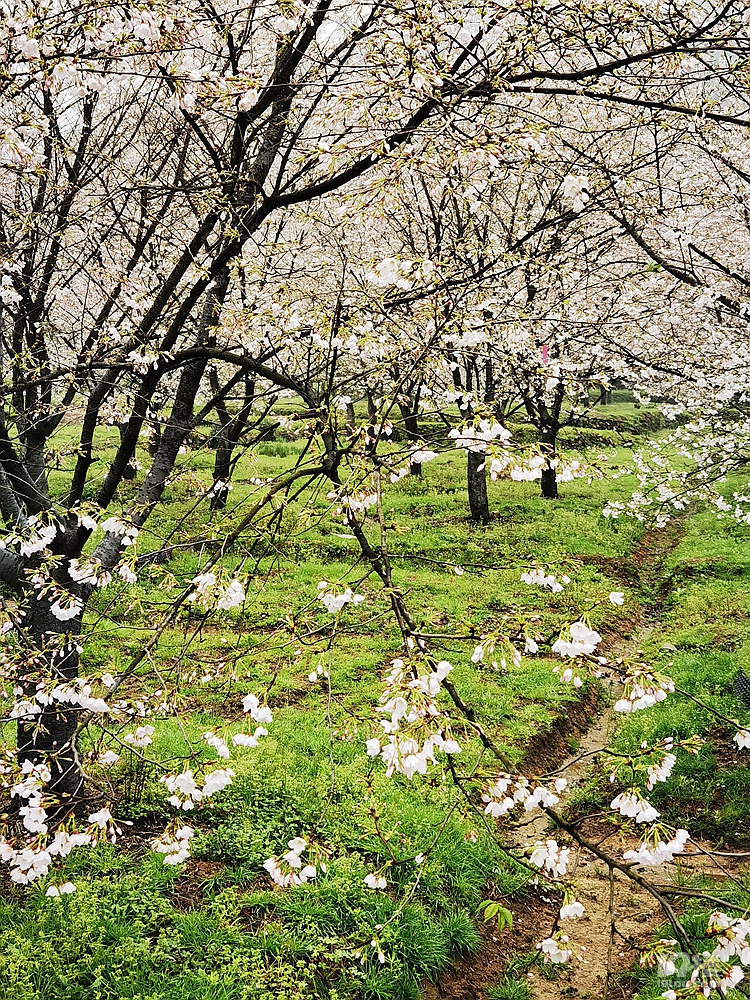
211, 445, 233, 510
398, 401, 423, 476
467, 451, 490, 524
345, 400, 356, 432
17, 592, 85, 803
540, 428, 558, 499
210, 384, 233, 511
118, 424, 138, 479
210, 373, 256, 510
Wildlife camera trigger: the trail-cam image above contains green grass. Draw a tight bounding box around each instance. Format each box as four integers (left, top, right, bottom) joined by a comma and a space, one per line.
570, 499, 750, 847
2, 410, 749, 999
486, 980, 532, 1000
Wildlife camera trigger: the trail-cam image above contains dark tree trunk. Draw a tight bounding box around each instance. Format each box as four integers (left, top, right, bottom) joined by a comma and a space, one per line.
483, 359, 496, 405
345, 400, 356, 431
467, 450, 490, 524
119, 424, 138, 479
540, 428, 558, 499
210, 387, 233, 511
398, 404, 422, 476
211, 443, 233, 510
148, 415, 162, 457
407, 410, 422, 476
210, 373, 255, 511
17, 593, 85, 803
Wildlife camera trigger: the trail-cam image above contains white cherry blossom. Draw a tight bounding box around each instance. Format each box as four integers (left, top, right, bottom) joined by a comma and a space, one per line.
539, 934, 573, 964
529, 839, 570, 877
364, 873, 387, 889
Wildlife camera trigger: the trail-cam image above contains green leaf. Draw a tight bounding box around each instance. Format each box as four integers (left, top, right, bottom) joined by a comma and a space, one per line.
477, 900, 513, 933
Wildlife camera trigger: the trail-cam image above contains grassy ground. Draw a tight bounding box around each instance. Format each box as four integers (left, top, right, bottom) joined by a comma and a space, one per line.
570, 496, 750, 848
1, 403, 748, 1000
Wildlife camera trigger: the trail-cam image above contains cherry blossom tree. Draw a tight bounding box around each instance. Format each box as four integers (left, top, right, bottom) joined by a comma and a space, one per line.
0, 0, 515, 811
1, 2, 750, 965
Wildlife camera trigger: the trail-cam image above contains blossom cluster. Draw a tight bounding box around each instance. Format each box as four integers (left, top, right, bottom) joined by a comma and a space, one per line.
552, 621, 602, 659
540, 933, 574, 964
470, 635, 522, 670
366, 255, 437, 291
0, 806, 113, 885
12, 677, 111, 722
160, 767, 235, 811
46, 881, 76, 897
231, 726, 269, 748
242, 693, 273, 725
364, 872, 387, 889
658, 935, 746, 998
647, 743, 677, 790
561, 173, 590, 213
124, 724, 154, 747
449, 419, 512, 454
327, 489, 378, 516
4, 5, 210, 111
489, 451, 598, 485
317, 581, 366, 614
560, 898, 585, 919
100, 517, 139, 545
68, 557, 112, 588
611, 791, 660, 824
520, 567, 570, 592
482, 774, 567, 819
707, 912, 750, 965
366, 658, 461, 779
613, 666, 675, 713
529, 838, 571, 877
156, 693, 270, 813
0, 512, 142, 619
188, 572, 245, 611
263, 837, 317, 887
550, 618, 604, 689
153, 825, 194, 865
0, 127, 44, 172
623, 827, 689, 867
388, 447, 439, 483
11, 761, 52, 836
231, 694, 272, 747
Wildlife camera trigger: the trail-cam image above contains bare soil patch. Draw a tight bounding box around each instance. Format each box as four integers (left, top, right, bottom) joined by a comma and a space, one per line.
171, 858, 225, 911
422, 895, 559, 1000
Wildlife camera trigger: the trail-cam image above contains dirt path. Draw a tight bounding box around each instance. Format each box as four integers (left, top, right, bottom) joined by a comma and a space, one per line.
506, 635, 656, 1000
515, 525, 704, 1000
512, 708, 746, 1000
423, 523, 710, 1000
423, 653, 658, 1000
